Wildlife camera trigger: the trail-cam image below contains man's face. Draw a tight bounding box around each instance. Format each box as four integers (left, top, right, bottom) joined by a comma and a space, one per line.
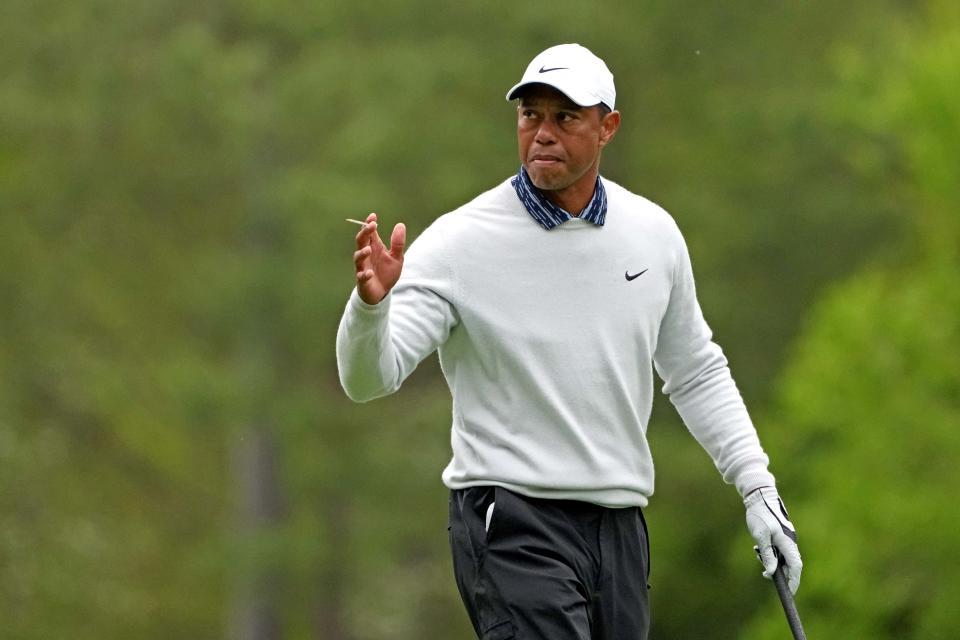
517, 85, 620, 200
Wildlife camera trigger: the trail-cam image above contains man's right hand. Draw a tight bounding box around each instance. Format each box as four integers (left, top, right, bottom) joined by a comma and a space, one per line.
745, 487, 802, 594
353, 212, 406, 305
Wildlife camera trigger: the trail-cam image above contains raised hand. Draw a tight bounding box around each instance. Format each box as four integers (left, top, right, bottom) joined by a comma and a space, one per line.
353, 212, 406, 305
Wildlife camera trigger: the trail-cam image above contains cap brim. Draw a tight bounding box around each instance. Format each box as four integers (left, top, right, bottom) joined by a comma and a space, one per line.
505, 79, 602, 108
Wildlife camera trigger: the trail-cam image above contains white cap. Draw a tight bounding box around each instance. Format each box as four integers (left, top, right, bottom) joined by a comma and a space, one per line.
505, 43, 616, 110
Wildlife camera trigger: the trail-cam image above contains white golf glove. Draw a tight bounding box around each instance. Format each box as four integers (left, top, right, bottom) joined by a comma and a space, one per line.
744, 486, 802, 594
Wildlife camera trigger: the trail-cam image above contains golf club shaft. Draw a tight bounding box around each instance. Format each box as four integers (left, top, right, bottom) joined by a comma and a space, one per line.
773, 559, 807, 640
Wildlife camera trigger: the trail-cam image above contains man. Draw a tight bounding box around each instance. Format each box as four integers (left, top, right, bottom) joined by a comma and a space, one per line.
337, 43, 801, 640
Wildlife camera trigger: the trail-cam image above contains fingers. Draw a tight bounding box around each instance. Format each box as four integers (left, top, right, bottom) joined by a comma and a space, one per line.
355, 221, 379, 248
354, 245, 372, 272
355, 213, 383, 250
757, 542, 778, 579
353, 215, 383, 286
786, 564, 802, 595
353, 213, 376, 282
350, 214, 404, 296
389, 223, 406, 259
777, 543, 803, 594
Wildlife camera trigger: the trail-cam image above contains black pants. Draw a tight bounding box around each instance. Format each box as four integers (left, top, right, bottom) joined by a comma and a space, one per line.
449, 486, 650, 640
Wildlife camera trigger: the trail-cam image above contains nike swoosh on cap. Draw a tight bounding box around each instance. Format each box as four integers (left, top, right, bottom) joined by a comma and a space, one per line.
538, 66, 568, 73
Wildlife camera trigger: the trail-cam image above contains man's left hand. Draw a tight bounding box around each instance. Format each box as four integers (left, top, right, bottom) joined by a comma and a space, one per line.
744, 486, 802, 594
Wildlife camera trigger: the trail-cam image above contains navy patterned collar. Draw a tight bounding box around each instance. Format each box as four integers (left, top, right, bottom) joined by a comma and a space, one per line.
511, 166, 607, 230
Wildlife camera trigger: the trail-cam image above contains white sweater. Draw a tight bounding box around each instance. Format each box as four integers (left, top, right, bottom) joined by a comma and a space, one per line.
336, 177, 775, 508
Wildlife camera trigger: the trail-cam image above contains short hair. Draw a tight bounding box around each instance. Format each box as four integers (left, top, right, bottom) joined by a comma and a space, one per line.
515, 86, 614, 119
515, 85, 613, 116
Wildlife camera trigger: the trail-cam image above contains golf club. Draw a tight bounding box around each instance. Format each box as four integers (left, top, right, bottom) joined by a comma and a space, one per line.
771, 551, 807, 640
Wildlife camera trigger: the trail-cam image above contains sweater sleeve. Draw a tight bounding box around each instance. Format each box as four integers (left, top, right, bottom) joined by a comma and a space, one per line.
336, 220, 459, 402
652, 222, 776, 496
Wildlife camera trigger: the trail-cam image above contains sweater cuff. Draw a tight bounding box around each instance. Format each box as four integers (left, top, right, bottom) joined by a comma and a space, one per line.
349, 287, 392, 316
733, 464, 777, 499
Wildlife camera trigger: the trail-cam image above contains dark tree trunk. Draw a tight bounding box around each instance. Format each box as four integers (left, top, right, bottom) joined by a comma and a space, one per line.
229, 424, 285, 640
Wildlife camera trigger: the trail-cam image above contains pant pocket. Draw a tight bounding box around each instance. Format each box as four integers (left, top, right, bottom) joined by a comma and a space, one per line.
638, 508, 651, 588
482, 619, 515, 640
485, 501, 496, 532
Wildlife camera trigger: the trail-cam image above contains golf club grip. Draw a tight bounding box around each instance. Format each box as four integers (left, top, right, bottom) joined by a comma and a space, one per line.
773, 560, 807, 640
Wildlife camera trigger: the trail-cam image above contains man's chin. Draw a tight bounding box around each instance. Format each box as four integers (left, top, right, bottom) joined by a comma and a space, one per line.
526, 169, 568, 192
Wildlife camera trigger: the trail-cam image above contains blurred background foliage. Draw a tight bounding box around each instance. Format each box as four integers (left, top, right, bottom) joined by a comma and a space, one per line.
1, 0, 957, 638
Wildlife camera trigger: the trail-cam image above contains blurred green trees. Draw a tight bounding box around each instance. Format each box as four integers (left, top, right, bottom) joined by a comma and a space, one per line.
1, 0, 956, 638
742, 5, 960, 638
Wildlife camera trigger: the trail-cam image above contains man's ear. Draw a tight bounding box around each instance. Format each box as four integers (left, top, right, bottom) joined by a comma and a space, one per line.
599, 110, 621, 148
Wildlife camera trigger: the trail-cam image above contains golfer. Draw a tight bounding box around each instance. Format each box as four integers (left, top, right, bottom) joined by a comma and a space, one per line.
337, 43, 802, 640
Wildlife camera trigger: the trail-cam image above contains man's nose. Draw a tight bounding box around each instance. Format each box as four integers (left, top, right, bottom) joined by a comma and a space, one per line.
535, 119, 558, 144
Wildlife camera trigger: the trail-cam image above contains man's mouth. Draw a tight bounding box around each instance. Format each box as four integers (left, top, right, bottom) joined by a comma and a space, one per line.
530, 155, 563, 165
